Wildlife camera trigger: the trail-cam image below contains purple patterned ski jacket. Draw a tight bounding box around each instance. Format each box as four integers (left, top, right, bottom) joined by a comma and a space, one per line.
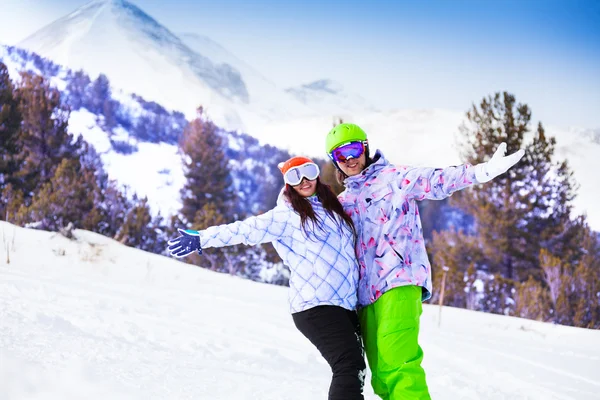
338, 150, 478, 307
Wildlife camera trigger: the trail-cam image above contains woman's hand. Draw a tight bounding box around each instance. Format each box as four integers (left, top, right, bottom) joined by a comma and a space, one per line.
167, 229, 203, 258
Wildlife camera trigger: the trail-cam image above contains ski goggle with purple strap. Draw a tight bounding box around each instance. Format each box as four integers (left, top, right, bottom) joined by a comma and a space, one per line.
329, 141, 366, 163
283, 162, 320, 186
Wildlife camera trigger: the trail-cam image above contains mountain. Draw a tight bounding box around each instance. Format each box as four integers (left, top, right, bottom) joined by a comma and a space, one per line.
285, 79, 379, 115
178, 32, 316, 121
17, 0, 378, 134
17, 0, 306, 131
2, 219, 599, 399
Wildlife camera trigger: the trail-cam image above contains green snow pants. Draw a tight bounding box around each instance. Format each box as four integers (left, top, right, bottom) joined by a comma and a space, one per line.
358, 285, 431, 400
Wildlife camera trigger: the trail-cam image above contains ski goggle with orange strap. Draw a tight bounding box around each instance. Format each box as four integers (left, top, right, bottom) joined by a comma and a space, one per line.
283, 162, 320, 186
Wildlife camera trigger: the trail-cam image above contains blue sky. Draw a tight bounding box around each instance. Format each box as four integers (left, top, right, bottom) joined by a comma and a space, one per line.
1, 0, 599, 128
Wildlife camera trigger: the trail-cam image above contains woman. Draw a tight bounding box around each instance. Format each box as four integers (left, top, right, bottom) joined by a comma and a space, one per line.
167, 156, 367, 400
325, 123, 525, 399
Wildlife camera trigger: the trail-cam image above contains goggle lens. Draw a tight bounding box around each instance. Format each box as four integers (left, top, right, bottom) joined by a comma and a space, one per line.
283, 163, 320, 186
330, 141, 365, 163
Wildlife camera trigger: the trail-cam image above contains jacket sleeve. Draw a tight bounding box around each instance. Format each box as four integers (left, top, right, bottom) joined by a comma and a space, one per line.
200, 206, 294, 249
397, 164, 478, 201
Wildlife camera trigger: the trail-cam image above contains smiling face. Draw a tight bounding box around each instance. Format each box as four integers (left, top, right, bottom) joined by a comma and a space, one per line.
337, 152, 367, 177
292, 177, 318, 197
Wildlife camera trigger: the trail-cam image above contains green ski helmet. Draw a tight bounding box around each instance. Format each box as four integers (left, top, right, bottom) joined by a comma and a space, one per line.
325, 123, 368, 154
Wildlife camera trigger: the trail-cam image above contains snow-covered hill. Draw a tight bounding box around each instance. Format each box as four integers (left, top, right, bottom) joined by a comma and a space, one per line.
1, 220, 599, 399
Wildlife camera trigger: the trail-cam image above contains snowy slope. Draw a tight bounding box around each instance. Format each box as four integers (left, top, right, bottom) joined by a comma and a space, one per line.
1, 220, 599, 399
68, 109, 187, 216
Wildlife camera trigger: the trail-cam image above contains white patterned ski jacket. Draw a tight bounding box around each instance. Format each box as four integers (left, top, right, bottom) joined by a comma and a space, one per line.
338, 151, 478, 307
199, 191, 359, 314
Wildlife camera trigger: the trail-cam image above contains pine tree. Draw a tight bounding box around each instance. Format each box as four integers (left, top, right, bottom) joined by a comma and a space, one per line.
88, 74, 111, 114
101, 181, 132, 237
179, 107, 235, 222
452, 92, 579, 281
0, 63, 23, 217
572, 224, 600, 328
514, 276, 552, 321
14, 158, 102, 231
429, 229, 485, 309
115, 196, 166, 253
65, 70, 91, 110
1, 183, 25, 223
190, 201, 229, 270
178, 107, 238, 272
14, 72, 82, 199
539, 220, 600, 328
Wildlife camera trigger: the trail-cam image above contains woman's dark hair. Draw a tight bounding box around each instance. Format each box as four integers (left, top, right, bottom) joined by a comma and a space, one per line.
284, 178, 356, 238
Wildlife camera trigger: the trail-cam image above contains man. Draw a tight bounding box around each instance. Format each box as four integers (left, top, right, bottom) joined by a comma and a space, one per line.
326, 123, 524, 399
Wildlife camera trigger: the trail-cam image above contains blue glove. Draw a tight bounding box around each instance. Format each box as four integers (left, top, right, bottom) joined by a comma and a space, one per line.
167, 229, 203, 258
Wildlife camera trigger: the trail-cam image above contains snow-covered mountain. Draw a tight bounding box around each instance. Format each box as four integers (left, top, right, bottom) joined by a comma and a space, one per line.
17, 0, 307, 131
17, 0, 377, 134
2, 220, 599, 399
285, 79, 379, 115
178, 32, 317, 120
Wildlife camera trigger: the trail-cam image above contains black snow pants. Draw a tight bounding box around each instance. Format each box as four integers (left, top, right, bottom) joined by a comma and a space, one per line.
292, 305, 366, 400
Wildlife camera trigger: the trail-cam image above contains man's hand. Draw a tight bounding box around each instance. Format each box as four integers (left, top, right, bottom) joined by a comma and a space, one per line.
474, 142, 525, 183
167, 229, 203, 258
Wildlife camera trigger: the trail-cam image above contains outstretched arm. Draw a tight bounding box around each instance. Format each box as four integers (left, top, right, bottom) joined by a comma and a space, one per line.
398, 164, 477, 201
167, 206, 293, 258
399, 142, 524, 200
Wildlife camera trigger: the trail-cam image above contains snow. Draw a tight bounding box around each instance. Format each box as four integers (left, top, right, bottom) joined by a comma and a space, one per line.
103, 142, 185, 216
69, 109, 113, 153
1, 220, 599, 399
